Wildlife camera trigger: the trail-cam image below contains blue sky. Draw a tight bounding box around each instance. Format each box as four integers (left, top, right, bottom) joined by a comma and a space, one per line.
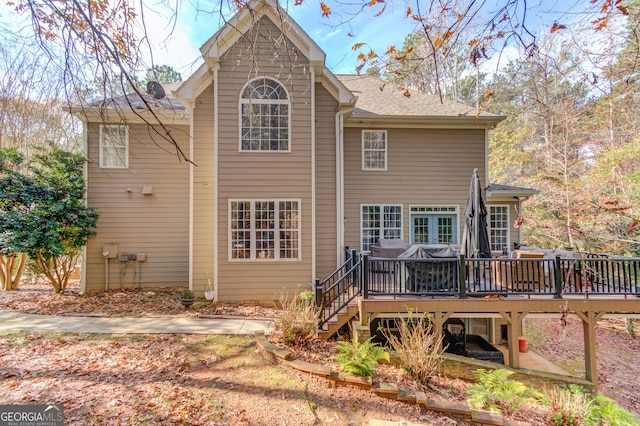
0, 0, 613, 80
144, 0, 599, 78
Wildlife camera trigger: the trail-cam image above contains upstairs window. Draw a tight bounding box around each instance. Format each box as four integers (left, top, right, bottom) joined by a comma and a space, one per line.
362, 130, 387, 170
240, 77, 290, 152
99, 125, 128, 168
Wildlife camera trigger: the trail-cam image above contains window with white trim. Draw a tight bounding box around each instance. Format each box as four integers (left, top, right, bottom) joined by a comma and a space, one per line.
489, 205, 509, 251
230, 200, 300, 260
362, 130, 387, 170
361, 204, 402, 251
240, 77, 290, 151
99, 125, 128, 168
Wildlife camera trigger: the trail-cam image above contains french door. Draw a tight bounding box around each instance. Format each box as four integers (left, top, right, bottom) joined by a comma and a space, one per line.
410, 214, 457, 245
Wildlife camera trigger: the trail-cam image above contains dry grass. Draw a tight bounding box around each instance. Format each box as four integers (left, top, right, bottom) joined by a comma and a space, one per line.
381, 312, 444, 386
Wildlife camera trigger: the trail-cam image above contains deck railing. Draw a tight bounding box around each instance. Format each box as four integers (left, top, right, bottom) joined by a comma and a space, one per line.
361, 254, 640, 299
316, 249, 361, 327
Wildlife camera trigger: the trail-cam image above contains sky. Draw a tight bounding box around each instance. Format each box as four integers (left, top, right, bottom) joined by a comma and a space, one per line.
141, 0, 599, 78
0, 0, 620, 81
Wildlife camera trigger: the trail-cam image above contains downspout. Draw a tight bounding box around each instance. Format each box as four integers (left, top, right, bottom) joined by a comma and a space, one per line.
335, 107, 354, 265
213, 66, 219, 301
188, 98, 195, 293
76, 114, 89, 294
311, 68, 316, 280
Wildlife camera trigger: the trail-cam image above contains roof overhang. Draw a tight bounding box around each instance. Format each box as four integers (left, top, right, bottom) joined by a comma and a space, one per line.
173, 64, 213, 107
486, 187, 539, 202
200, 0, 325, 69
344, 115, 507, 129
67, 104, 190, 125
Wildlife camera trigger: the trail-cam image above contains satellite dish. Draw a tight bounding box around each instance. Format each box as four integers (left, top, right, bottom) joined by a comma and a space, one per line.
146, 81, 165, 100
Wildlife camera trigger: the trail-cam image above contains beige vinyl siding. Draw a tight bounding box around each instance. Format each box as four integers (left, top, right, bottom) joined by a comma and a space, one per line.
191, 84, 216, 294
343, 127, 487, 250
314, 83, 339, 280
203, 15, 313, 302
84, 123, 190, 291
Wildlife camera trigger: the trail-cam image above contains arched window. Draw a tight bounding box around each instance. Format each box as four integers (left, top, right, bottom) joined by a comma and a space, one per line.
239, 77, 290, 151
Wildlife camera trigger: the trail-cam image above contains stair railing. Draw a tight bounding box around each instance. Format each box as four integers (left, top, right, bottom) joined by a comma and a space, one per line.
316, 248, 361, 328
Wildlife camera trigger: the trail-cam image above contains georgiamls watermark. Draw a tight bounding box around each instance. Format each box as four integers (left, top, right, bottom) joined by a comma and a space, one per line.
0, 405, 64, 426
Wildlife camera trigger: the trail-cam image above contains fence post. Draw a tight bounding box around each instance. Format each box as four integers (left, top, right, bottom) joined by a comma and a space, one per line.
351, 249, 358, 285
362, 254, 369, 299
554, 256, 563, 299
459, 254, 467, 299
314, 278, 322, 309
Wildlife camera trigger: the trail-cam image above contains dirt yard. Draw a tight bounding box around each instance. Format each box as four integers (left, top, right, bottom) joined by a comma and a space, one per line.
1, 281, 639, 424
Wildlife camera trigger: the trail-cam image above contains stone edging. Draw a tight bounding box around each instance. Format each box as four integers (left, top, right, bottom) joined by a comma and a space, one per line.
254, 332, 529, 426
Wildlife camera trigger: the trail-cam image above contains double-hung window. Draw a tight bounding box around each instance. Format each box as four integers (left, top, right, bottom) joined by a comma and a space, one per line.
362, 130, 387, 170
239, 77, 290, 152
361, 204, 402, 251
99, 125, 128, 168
230, 200, 300, 261
489, 205, 509, 251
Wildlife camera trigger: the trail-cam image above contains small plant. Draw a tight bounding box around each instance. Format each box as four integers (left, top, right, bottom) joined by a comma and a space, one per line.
334, 337, 389, 377
380, 310, 444, 385
547, 385, 591, 426
180, 290, 194, 299
585, 395, 640, 426
466, 368, 542, 415
273, 289, 318, 346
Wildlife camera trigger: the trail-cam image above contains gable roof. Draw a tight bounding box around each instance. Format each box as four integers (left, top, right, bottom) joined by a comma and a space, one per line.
337, 74, 505, 127
175, 0, 354, 106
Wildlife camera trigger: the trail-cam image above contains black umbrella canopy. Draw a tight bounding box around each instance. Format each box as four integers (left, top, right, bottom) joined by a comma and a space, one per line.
461, 168, 492, 259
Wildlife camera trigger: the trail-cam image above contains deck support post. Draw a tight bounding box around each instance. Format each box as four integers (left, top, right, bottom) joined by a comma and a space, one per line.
575, 310, 604, 388
500, 310, 521, 369
432, 311, 452, 351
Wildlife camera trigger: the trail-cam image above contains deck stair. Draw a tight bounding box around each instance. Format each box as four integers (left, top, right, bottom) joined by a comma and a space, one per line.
316, 249, 361, 340
317, 296, 359, 340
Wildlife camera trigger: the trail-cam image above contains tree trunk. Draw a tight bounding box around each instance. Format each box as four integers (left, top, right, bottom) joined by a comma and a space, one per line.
0, 253, 27, 291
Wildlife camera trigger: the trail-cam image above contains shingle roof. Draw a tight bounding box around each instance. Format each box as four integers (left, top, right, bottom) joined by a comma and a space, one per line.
92, 82, 185, 112
336, 74, 498, 118
487, 184, 537, 193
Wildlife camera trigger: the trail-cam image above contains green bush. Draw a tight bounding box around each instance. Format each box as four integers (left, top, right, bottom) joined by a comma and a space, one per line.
334, 337, 389, 377
585, 395, 640, 426
466, 368, 542, 415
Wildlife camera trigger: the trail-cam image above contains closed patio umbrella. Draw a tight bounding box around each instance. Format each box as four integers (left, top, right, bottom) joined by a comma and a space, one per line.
461, 168, 492, 259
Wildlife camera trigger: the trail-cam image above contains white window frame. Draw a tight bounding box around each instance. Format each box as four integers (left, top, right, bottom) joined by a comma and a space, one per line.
489, 205, 510, 252
99, 125, 128, 169
228, 199, 301, 261
360, 204, 403, 252
362, 130, 387, 171
238, 77, 291, 153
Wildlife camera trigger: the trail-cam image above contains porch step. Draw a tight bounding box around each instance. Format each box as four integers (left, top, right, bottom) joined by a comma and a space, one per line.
317, 302, 359, 340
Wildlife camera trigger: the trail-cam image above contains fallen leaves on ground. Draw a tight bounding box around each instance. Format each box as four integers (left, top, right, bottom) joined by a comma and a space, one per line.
526, 317, 640, 416
0, 333, 465, 425
0, 281, 280, 319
